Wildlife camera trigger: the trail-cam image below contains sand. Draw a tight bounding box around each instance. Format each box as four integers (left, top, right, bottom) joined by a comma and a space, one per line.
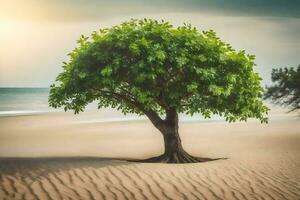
0, 112, 300, 200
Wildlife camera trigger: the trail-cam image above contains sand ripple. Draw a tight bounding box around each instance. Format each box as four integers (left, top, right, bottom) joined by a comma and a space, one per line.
0, 157, 299, 200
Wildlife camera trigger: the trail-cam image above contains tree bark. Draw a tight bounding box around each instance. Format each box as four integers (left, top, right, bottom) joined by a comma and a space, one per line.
143, 108, 217, 163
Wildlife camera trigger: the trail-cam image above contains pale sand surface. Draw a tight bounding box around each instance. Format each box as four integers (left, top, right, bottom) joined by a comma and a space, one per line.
0, 112, 300, 200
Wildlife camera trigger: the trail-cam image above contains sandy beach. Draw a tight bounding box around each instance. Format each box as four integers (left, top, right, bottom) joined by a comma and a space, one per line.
0, 112, 300, 200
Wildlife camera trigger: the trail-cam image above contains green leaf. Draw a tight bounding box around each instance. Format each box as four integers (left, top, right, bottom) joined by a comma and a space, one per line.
156, 50, 166, 61
101, 67, 113, 77
78, 71, 87, 79
198, 55, 207, 62
129, 43, 140, 55
187, 82, 198, 92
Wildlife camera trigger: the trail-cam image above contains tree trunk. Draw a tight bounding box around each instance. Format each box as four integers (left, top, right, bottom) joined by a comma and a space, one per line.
143, 109, 217, 163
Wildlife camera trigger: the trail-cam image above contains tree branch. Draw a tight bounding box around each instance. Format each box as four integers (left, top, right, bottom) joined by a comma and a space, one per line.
92, 88, 164, 127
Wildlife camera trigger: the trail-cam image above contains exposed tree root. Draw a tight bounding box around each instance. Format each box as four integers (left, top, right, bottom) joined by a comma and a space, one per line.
129, 150, 226, 164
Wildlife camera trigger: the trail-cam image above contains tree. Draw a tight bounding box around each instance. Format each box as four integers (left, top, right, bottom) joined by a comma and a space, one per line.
49, 19, 268, 163
265, 65, 300, 112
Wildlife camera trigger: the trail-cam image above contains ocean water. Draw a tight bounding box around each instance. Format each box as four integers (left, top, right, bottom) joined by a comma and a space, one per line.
0, 88, 292, 122
0, 88, 54, 115
0, 88, 147, 122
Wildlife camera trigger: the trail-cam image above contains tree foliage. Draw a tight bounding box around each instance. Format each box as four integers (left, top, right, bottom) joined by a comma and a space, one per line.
49, 19, 268, 123
265, 65, 300, 112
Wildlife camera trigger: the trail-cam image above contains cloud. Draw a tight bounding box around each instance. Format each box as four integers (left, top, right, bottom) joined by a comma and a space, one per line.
1, 0, 299, 22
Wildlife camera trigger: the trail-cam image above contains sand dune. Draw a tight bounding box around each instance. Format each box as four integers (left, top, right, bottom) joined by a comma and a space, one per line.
0, 113, 300, 200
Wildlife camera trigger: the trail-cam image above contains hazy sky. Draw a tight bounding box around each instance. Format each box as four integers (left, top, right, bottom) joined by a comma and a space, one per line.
0, 0, 299, 87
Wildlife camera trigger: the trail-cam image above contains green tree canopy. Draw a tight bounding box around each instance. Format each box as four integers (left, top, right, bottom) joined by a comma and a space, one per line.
265, 65, 300, 112
49, 19, 268, 123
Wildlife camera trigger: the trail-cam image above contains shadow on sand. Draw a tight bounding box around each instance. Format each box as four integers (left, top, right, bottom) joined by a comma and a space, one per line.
0, 157, 131, 181
0, 156, 227, 184
0, 155, 227, 174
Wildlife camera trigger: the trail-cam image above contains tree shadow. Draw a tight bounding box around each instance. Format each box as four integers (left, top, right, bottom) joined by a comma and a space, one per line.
0, 157, 132, 183
0, 156, 228, 183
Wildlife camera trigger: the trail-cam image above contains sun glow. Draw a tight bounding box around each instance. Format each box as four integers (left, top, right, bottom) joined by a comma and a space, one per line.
0, 20, 18, 39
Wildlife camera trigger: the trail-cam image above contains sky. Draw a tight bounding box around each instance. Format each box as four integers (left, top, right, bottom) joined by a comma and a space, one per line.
0, 0, 299, 87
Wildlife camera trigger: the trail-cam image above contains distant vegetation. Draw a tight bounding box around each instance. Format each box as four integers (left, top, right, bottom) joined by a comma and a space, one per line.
49, 19, 268, 163
265, 65, 300, 113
